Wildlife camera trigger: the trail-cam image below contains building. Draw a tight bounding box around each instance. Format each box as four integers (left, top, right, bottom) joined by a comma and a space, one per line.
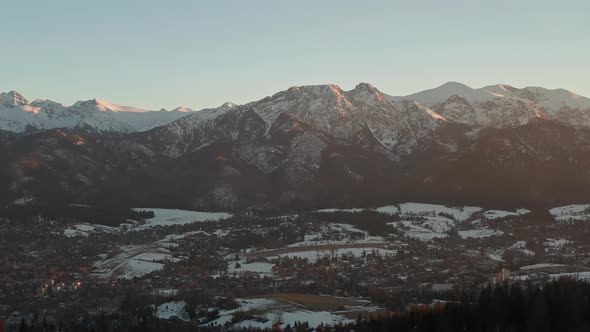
491, 267, 511, 284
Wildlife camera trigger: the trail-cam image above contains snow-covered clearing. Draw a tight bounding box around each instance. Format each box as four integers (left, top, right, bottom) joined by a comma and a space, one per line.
204, 297, 367, 329
156, 301, 189, 320
510, 241, 535, 256
549, 272, 590, 281
488, 252, 505, 262
458, 228, 504, 239
131, 208, 231, 229
514, 271, 590, 282
92, 244, 178, 280
482, 209, 530, 220
549, 204, 590, 223
544, 238, 571, 248
288, 223, 384, 247
225, 244, 395, 277
321, 203, 484, 242
63, 223, 118, 237
392, 220, 449, 241
227, 261, 275, 277
315, 208, 366, 213
376, 203, 482, 222
275, 247, 396, 262
64, 208, 230, 236
520, 263, 567, 271
316, 202, 482, 222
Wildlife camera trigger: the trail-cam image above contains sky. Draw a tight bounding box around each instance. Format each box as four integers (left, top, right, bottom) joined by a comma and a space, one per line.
1, 0, 589, 110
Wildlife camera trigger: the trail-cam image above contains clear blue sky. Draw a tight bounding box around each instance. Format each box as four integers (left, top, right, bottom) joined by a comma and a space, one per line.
2, 0, 589, 110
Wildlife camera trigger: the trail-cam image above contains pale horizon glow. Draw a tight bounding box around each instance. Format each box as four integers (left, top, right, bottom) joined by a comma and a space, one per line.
2, 0, 589, 110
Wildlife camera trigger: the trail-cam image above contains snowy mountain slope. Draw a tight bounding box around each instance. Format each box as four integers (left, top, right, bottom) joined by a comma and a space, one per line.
232, 83, 444, 151
0, 91, 234, 134
4, 117, 590, 210
483, 85, 590, 115
5, 81, 590, 135
388, 82, 590, 128
126, 83, 447, 171
4, 84, 590, 209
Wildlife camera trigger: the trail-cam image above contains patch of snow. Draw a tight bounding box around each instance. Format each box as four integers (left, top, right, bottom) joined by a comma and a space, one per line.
131, 208, 231, 229
92, 244, 178, 280
277, 247, 396, 262
549, 204, 590, 223
488, 253, 505, 262
458, 229, 504, 239
156, 301, 188, 320
63, 223, 118, 237
206, 298, 354, 329
520, 263, 567, 271
288, 223, 384, 247
510, 241, 535, 256
375, 203, 482, 222
482, 209, 530, 220
64, 228, 89, 238
549, 271, 590, 281
11, 196, 35, 205
544, 238, 571, 248
119, 260, 165, 280
315, 208, 366, 213
391, 221, 449, 242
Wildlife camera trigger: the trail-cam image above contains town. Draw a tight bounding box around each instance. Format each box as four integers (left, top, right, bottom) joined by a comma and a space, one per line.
2, 202, 590, 331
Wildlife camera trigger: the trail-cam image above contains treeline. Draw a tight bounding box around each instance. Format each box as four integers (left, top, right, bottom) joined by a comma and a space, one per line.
311, 210, 400, 236
357, 278, 590, 332
0, 205, 154, 226
12, 279, 590, 331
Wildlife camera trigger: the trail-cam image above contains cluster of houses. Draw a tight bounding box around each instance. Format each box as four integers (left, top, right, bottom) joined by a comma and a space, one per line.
3, 208, 590, 328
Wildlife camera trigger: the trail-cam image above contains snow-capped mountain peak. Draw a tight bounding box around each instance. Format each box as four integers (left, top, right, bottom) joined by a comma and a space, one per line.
520, 87, 590, 114
0, 92, 195, 133
349, 82, 387, 105
2, 82, 590, 135
73, 98, 147, 113
171, 106, 193, 113
388, 82, 590, 128
219, 102, 237, 110
481, 83, 519, 95
0, 90, 29, 107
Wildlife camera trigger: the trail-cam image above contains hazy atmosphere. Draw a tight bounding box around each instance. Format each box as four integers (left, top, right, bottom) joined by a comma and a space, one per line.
3, 0, 589, 109
3, 2, 590, 331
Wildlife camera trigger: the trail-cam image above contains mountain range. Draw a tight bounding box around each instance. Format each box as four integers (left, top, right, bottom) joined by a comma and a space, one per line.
2, 82, 590, 210
0, 90, 237, 134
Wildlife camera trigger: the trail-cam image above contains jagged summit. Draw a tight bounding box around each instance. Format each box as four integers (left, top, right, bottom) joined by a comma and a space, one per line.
283, 84, 346, 100
482, 83, 518, 94
349, 82, 387, 105
387, 82, 590, 128
74, 98, 147, 113
353, 82, 376, 89
0, 93, 198, 133
3, 82, 590, 134
3, 83, 590, 210
0, 90, 29, 106
219, 102, 237, 110
172, 106, 193, 113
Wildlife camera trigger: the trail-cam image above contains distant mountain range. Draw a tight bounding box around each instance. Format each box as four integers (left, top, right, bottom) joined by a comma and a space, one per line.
0, 90, 237, 134
389, 82, 590, 128
2, 82, 590, 210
